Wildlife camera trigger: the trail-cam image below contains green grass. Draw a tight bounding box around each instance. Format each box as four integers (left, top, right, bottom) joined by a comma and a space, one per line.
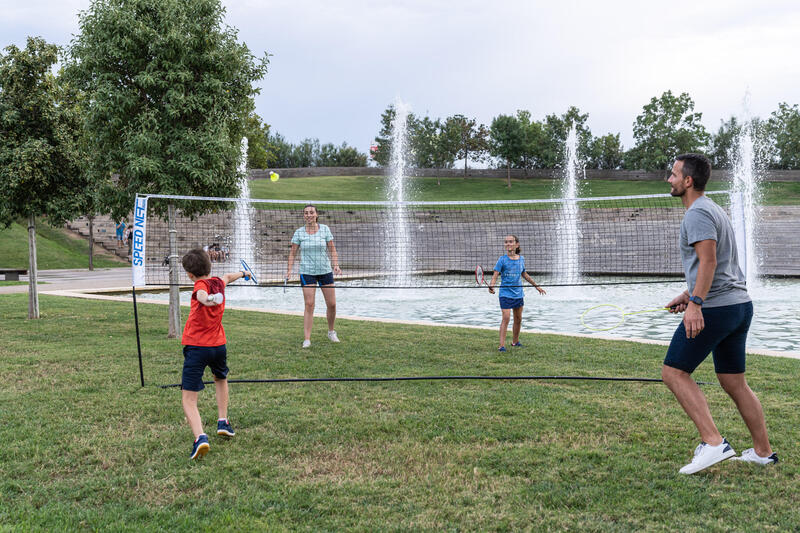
0, 221, 127, 270
1, 293, 797, 531
250, 175, 800, 204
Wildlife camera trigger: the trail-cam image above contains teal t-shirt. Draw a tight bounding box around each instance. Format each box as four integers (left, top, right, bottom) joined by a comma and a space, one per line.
494, 255, 526, 299
291, 224, 334, 275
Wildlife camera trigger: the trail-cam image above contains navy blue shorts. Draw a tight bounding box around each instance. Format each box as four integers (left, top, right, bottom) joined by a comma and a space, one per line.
182, 344, 229, 391
664, 301, 753, 374
499, 297, 524, 310
300, 272, 334, 286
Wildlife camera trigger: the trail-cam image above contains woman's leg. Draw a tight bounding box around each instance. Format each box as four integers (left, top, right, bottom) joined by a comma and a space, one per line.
320, 284, 337, 331
512, 306, 523, 344
302, 285, 317, 341
499, 309, 511, 347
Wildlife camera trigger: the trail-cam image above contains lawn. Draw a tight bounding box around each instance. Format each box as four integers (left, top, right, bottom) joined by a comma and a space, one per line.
249, 175, 800, 204
2, 293, 797, 531
0, 220, 127, 270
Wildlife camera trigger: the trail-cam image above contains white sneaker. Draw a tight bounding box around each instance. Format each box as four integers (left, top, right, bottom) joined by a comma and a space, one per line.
679, 439, 736, 474
731, 448, 778, 465
302, 340, 311, 348
327, 330, 340, 343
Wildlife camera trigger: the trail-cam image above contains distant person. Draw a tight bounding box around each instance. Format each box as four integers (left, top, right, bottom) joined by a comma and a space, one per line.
286, 204, 342, 348
487, 235, 546, 351
180, 248, 252, 460
662, 153, 776, 474
124, 226, 133, 259
115, 220, 126, 248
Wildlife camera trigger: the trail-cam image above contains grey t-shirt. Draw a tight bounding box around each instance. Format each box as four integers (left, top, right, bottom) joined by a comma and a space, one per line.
680, 195, 750, 308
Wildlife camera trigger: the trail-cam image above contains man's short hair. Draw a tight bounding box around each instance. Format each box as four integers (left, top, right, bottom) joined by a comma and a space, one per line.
182, 248, 212, 277
675, 153, 712, 191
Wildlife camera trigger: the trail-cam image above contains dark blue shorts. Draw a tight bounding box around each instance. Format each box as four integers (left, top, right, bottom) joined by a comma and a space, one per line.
300, 272, 334, 286
499, 297, 524, 310
182, 344, 229, 391
664, 301, 753, 374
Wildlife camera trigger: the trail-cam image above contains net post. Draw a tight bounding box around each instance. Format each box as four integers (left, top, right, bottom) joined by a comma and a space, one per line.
167, 203, 181, 338
132, 286, 145, 387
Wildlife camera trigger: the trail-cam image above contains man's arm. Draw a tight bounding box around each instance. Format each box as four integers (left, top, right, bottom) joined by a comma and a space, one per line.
683, 239, 717, 338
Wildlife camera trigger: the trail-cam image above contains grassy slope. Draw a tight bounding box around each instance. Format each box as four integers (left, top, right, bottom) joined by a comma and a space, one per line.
250, 175, 800, 204
1, 294, 797, 531
0, 221, 126, 270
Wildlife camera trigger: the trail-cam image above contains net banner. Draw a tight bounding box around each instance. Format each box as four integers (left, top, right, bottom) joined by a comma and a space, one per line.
131, 195, 148, 287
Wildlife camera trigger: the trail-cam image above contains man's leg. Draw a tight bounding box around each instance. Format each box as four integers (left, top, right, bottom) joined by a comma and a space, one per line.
661, 365, 722, 446
717, 373, 772, 457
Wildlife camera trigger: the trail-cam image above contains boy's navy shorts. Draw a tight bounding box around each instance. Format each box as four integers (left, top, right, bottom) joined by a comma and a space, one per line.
499, 297, 524, 310
300, 272, 334, 286
182, 344, 228, 391
664, 301, 753, 374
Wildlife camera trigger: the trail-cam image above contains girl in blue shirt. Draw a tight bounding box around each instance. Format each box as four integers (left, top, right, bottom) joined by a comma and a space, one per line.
286, 204, 343, 348
488, 235, 546, 351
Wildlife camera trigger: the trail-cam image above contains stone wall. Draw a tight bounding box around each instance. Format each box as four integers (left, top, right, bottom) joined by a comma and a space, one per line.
249, 167, 800, 182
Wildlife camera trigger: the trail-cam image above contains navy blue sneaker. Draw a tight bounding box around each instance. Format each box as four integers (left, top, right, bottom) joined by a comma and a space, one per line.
498, 346, 507, 352
217, 419, 235, 437
190, 434, 210, 460
511, 342, 523, 347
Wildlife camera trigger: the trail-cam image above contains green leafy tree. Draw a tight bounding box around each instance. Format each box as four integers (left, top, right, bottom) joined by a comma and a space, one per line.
372, 104, 398, 167
408, 115, 440, 168
67, 0, 269, 337
541, 106, 592, 169
445, 114, 489, 176
766, 103, 800, 169
334, 143, 367, 167
708, 116, 742, 169
587, 133, 624, 169
627, 90, 710, 171
266, 133, 294, 167
245, 113, 272, 169
515, 110, 549, 171
489, 114, 525, 188
67, 0, 270, 220
0, 37, 89, 318
292, 138, 318, 167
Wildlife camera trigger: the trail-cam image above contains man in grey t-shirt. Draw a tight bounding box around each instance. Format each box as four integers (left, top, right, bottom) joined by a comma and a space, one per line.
661, 153, 776, 474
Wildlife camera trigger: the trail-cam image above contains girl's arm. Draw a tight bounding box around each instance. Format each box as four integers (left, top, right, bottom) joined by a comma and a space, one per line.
488, 271, 500, 294
522, 272, 546, 294
327, 240, 342, 275
287, 244, 299, 278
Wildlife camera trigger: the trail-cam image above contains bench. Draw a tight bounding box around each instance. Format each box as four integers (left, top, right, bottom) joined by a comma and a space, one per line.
0, 268, 27, 281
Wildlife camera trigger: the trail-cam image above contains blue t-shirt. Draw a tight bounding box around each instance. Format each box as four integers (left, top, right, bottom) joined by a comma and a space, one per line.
291, 224, 334, 275
494, 255, 526, 299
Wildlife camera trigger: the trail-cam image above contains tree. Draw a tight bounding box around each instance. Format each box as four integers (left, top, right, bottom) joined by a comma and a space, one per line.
68, 0, 269, 337
766, 103, 800, 169
372, 104, 397, 167
445, 114, 489, 176
541, 106, 592, 169
489, 114, 525, 188
627, 90, 710, 171
0, 37, 89, 318
587, 133, 624, 169
335, 143, 367, 167
245, 113, 272, 169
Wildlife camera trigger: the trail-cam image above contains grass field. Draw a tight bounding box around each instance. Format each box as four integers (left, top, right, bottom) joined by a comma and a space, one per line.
2, 293, 798, 531
249, 175, 800, 204
0, 220, 126, 270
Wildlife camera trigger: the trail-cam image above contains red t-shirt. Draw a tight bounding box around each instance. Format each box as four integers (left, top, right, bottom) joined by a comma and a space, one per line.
181, 277, 226, 347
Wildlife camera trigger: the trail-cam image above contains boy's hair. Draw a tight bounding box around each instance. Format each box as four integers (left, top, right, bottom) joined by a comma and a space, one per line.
675, 153, 712, 191
182, 248, 212, 277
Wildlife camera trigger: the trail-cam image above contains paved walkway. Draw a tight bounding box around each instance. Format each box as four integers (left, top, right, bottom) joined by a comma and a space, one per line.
0, 267, 132, 294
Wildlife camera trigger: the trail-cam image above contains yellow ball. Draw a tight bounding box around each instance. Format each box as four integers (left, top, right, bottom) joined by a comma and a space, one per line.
270, 171, 279, 182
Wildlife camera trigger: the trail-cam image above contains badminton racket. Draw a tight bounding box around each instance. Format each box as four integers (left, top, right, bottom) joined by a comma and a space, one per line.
581, 304, 673, 332
475, 266, 489, 287
239, 259, 258, 285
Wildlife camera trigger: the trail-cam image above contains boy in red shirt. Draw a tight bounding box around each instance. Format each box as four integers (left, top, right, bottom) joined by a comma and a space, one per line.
180, 248, 252, 459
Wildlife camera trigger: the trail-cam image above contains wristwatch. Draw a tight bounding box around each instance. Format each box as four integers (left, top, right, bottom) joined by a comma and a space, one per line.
688, 295, 704, 306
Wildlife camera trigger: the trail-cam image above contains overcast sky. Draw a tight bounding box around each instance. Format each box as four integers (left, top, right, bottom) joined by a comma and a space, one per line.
3, 0, 800, 154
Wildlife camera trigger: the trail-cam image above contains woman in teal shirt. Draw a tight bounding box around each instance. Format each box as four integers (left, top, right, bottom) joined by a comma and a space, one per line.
286, 204, 342, 348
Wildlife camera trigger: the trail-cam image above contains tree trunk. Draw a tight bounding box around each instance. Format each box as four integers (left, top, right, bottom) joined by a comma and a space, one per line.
167, 203, 181, 338
507, 162, 512, 189
88, 215, 94, 271
27, 214, 39, 319
464, 149, 469, 177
